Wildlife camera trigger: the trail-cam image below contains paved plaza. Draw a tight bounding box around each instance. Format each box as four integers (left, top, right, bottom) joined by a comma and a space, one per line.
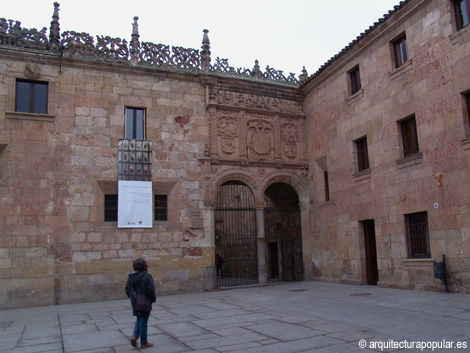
0, 281, 469, 353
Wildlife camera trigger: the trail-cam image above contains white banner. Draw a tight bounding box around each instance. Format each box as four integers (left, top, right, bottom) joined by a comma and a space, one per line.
118, 180, 153, 228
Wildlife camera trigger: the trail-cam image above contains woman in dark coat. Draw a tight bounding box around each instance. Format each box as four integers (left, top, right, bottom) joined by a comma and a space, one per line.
125, 257, 157, 349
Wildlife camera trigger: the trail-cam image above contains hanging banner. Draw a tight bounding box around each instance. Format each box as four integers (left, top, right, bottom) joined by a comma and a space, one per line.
118, 180, 153, 228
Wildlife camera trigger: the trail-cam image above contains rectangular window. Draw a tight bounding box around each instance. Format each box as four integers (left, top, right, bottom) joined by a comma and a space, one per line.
405, 212, 431, 258
400, 115, 419, 158
355, 136, 370, 172
465, 92, 470, 133
125, 107, 146, 139
349, 66, 361, 95
393, 34, 409, 68
324, 171, 330, 202
154, 194, 168, 221
454, 0, 470, 30
15, 79, 48, 114
104, 194, 118, 222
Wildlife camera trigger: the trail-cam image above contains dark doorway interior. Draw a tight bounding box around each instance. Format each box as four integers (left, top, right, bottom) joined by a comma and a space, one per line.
268, 242, 279, 280
265, 182, 303, 282
362, 219, 378, 285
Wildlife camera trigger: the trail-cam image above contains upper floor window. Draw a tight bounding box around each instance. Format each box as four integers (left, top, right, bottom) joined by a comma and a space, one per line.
393, 34, 409, 68
465, 92, 470, 135
355, 136, 370, 172
400, 115, 419, 158
349, 66, 361, 95
15, 79, 48, 114
405, 211, 431, 258
125, 107, 146, 140
454, 0, 470, 30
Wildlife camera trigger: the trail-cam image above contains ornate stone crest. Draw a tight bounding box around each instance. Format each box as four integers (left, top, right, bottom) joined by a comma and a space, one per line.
217, 117, 238, 154
24, 64, 41, 79
247, 120, 273, 161
281, 124, 299, 158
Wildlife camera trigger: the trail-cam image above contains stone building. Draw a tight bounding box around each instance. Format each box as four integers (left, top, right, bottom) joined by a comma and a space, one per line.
0, 0, 469, 309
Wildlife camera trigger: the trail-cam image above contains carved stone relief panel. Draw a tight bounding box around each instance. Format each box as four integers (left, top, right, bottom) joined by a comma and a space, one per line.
281, 124, 299, 159
216, 117, 238, 156
247, 120, 274, 161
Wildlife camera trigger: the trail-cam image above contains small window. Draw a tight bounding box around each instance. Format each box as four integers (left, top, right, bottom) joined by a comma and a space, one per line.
15, 79, 48, 114
405, 212, 431, 258
324, 171, 330, 202
454, 0, 470, 30
349, 66, 361, 95
154, 194, 168, 221
125, 107, 146, 139
464, 92, 470, 135
104, 194, 118, 222
393, 34, 409, 68
400, 115, 419, 158
355, 136, 370, 172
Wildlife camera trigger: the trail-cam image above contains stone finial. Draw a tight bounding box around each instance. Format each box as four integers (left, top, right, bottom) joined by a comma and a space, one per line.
299, 66, 308, 84
252, 60, 262, 79
49, 2, 60, 53
130, 16, 140, 65
201, 29, 211, 72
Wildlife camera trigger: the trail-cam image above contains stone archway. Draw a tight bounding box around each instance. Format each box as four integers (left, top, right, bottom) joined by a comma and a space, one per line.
264, 182, 303, 281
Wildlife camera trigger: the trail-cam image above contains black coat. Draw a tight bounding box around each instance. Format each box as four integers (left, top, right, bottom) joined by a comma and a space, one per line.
125, 270, 157, 315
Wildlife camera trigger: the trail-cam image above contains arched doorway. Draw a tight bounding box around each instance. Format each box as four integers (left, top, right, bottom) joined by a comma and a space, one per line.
265, 182, 303, 281
215, 181, 258, 287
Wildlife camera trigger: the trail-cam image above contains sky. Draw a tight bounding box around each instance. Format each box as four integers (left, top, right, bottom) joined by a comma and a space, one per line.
1, 0, 401, 77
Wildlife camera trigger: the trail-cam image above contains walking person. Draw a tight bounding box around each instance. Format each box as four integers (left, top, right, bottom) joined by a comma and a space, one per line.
125, 257, 157, 349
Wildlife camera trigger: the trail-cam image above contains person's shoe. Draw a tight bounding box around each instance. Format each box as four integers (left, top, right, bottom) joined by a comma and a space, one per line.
130, 336, 137, 347
141, 343, 154, 349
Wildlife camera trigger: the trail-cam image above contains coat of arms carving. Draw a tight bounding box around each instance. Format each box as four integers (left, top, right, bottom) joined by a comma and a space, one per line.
281, 124, 299, 158
217, 117, 238, 154
247, 120, 273, 161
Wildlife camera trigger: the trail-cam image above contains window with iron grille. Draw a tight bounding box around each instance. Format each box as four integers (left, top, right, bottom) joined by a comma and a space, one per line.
405, 212, 431, 258
125, 107, 146, 139
400, 115, 419, 158
355, 136, 370, 172
104, 194, 118, 222
15, 79, 48, 114
349, 66, 361, 95
393, 34, 409, 68
324, 171, 330, 202
454, 0, 470, 30
154, 194, 168, 221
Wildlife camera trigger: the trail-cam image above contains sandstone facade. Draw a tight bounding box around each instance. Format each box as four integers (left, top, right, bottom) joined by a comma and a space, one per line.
0, 0, 469, 309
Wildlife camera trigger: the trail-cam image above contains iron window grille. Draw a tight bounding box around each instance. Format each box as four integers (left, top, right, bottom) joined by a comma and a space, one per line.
125, 107, 146, 140
349, 66, 361, 95
154, 194, 168, 221
324, 171, 330, 202
405, 212, 431, 258
454, 0, 470, 30
104, 194, 118, 222
15, 79, 48, 114
355, 136, 370, 172
393, 34, 409, 68
400, 115, 419, 158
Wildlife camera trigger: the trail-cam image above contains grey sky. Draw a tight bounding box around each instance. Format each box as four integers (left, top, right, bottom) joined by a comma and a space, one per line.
2, 0, 400, 76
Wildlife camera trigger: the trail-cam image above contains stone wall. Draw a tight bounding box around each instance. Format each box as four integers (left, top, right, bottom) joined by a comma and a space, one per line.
303, 0, 470, 293
0, 51, 214, 308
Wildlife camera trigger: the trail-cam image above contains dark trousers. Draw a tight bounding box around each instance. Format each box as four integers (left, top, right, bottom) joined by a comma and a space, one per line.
132, 312, 150, 345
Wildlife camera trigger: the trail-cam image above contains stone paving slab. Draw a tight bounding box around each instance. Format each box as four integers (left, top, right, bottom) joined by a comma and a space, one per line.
1, 281, 470, 352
